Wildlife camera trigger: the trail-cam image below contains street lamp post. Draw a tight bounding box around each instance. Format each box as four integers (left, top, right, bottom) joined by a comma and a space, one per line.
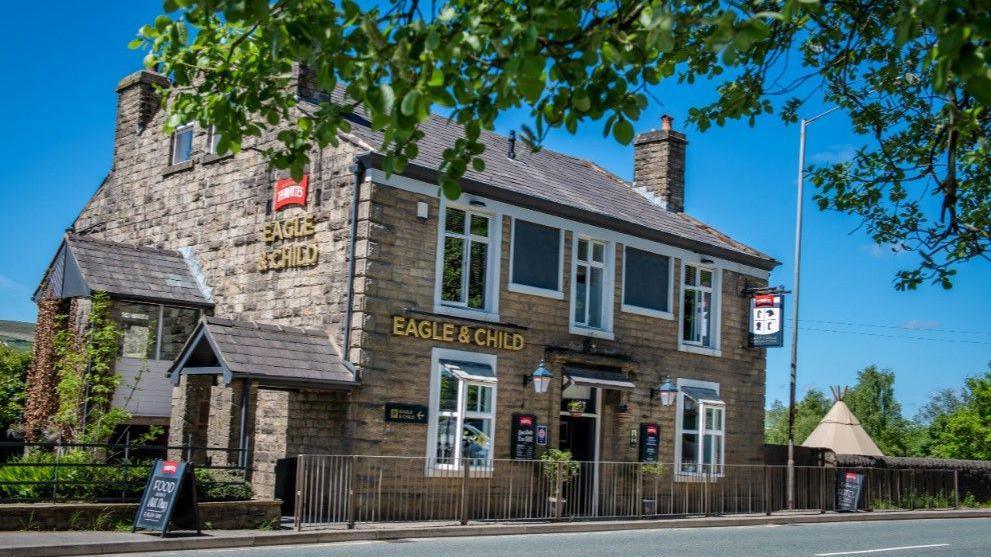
787, 106, 838, 511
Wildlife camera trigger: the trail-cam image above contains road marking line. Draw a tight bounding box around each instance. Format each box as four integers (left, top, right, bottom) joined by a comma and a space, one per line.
815, 543, 950, 556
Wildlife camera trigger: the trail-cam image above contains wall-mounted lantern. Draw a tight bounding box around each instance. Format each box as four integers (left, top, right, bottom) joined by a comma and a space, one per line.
524, 359, 553, 394
651, 377, 678, 407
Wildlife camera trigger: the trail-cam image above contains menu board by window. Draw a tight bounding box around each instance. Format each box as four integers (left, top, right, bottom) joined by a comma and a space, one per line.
132, 459, 201, 537
639, 423, 660, 462
836, 471, 864, 512
511, 413, 537, 460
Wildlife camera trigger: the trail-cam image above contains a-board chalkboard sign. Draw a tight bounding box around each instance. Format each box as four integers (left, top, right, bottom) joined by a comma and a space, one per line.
511, 413, 537, 460
836, 471, 864, 512
133, 459, 201, 537
639, 423, 660, 462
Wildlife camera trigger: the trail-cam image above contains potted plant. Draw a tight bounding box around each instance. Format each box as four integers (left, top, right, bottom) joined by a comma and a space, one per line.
541, 449, 581, 516
639, 462, 667, 516
567, 400, 586, 416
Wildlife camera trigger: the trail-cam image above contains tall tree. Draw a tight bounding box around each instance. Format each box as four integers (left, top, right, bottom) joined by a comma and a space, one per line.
137, 0, 991, 289
765, 388, 832, 446
845, 365, 925, 456
927, 366, 991, 460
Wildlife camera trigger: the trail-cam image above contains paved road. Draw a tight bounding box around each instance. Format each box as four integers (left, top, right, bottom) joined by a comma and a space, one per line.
103, 517, 990, 557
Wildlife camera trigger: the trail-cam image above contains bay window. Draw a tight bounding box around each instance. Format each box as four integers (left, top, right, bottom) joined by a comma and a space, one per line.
439, 206, 493, 313
428, 352, 497, 470
680, 263, 719, 352
676, 381, 726, 476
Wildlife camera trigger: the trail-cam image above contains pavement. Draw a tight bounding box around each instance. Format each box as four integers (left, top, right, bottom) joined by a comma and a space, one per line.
0, 510, 989, 557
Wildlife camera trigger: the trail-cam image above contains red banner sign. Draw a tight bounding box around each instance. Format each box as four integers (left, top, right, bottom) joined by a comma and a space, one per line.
754, 294, 776, 307
162, 460, 179, 474
273, 175, 308, 211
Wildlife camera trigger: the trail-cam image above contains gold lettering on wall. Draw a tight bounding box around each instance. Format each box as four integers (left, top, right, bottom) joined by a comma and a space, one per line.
391, 315, 525, 352
256, 213, 320, 272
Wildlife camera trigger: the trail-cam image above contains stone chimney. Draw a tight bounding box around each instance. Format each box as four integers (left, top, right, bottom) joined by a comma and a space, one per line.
632, 114, 687, 212
112, 70, 170, 170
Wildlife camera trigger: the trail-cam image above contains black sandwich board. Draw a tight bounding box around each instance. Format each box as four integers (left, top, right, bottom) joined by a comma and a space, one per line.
836, 471, 864, 512
133, 459, 201, 537
511, 413, 537, 460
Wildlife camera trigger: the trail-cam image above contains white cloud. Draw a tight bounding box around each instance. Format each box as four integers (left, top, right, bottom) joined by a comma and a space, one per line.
860, 243, 909, 258
811, 144, 857, 165
903, 319, 940, 331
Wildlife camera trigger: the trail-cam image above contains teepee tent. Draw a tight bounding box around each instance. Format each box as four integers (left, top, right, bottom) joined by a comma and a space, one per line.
801, 387, 884, 457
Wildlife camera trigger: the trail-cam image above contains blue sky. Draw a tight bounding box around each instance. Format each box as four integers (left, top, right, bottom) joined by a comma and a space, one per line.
1, 2, 989, 417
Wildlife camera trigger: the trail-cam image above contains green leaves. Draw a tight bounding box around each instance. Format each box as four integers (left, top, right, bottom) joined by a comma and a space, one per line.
138, 0, 991, 290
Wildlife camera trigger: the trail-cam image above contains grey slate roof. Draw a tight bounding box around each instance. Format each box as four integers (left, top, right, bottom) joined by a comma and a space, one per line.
310, 89, 776, 269
64, 235, 211, 306
179, 316, 355, 387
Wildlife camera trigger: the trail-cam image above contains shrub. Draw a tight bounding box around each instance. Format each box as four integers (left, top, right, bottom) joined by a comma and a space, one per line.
194, 468, 253, 501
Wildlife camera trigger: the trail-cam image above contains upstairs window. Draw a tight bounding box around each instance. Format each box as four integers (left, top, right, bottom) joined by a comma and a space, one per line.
440, 207, 491, 311
622, 247, 671, 317
681, 264, 717, 349
573, 238, 608, 330
207, 125, 224, 155
510, 218, 562, 296
171, 123, 194, 164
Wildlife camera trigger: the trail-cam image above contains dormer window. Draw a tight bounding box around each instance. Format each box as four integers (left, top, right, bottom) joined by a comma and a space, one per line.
171, 123, 194, 164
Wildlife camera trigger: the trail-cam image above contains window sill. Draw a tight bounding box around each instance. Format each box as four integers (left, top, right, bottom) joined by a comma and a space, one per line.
163, 160, 194, 176
569, 325, 615, 341
433, 305, 500, 323
201, 152, 233, 165
620, 304, 673, 320
507, 283, 564, 300
678, 343, 722, 358
424, 465, 494, 478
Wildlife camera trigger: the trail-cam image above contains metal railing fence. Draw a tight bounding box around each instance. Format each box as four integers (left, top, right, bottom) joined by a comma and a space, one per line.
0, 438, 248, 503
293, 455, 961, 530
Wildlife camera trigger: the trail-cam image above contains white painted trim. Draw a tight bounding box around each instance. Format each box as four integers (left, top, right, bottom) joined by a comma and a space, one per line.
368, 169, 771, 280
619, 245, 675, 320
507, 216, 566, 299
171, 123, 194, 165
432, 197, 502, 321
568, 235, 615, 338
677, 262, 722, 355
425, 347, 498, 477
674, 378, 725, 478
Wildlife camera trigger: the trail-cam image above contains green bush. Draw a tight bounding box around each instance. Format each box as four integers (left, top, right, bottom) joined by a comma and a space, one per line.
194, 468, 253, 501
0, 451, 252, 502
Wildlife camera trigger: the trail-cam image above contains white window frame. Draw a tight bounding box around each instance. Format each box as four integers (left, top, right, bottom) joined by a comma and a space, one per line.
569, 235, 615, 340
678, 261, 722, 357
620, 245, 674, 320
425, 348, 497, 476
433, 197, 502, 322
674, 378, 725, 478
171, 123, 195, 165
507, 217, 565, 300
206, 125, 223, 155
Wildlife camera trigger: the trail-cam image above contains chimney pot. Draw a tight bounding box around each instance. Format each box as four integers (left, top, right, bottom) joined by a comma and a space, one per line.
661, 114, 673, 132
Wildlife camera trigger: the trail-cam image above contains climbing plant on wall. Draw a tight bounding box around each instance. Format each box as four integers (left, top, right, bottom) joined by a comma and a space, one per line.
51, 292, 131, 443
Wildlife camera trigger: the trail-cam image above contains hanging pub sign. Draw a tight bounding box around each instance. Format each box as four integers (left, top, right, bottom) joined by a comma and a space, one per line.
749, 294, 784, 348
132, 459, 201, 537
273, 175, 309, 212
639, 423, 660, 463
511, 413, 537, 460
836, 471, 865, 512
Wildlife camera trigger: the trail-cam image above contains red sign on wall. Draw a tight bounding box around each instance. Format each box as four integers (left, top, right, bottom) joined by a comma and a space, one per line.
273, 175, 308, 211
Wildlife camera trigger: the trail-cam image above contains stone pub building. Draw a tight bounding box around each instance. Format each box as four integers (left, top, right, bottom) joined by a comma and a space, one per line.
26, 67, 778, 507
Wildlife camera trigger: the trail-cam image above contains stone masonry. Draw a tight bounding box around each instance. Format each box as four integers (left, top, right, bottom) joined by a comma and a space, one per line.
61, 67, 774, 500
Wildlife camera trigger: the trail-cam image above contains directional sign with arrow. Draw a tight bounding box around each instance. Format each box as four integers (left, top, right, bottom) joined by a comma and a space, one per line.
385, 403, 429, 424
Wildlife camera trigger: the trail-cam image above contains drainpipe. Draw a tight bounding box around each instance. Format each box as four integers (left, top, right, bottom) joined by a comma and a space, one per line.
342, 157, 366, 376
